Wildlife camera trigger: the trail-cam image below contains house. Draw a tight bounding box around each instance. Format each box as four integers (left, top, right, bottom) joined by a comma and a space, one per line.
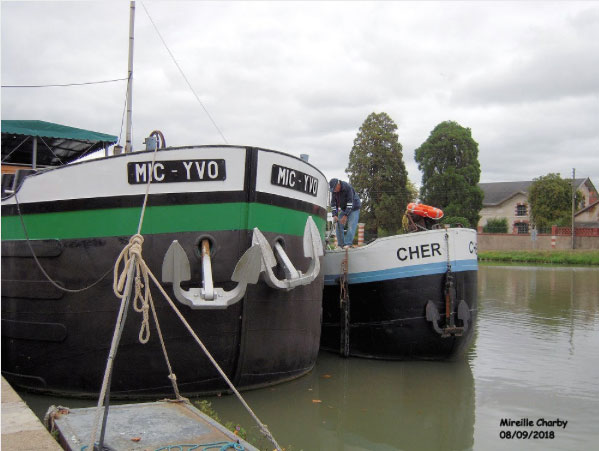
477, 178, 598, 234
575, 200, 599, 227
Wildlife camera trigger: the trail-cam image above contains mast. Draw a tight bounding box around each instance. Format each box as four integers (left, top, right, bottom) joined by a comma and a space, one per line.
572, 168, 576, 249
125, 1, 135, 153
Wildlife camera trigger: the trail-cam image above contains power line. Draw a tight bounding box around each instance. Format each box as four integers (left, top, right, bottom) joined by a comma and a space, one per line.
1, 78, 128, 88
140, 1, 228, 144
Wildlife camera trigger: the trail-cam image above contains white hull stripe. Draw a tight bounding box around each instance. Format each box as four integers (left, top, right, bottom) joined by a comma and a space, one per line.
324, 258, 478, 285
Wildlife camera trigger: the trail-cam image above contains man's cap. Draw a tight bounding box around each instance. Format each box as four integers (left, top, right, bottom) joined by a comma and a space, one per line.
329, 178, 339, 192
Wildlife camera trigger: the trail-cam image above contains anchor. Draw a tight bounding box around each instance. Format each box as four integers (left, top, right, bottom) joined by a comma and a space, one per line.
161, 240, 262, 309
425, 272, 471, 337
252, 216, 324, 290
426, 299, 471, 337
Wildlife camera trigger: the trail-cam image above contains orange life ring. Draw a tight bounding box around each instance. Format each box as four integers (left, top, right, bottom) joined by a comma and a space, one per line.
406, 202, 444, 220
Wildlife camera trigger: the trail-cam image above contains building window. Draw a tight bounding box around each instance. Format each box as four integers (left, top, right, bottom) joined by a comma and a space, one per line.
516, 204, 527, 216
515, 222, 529, 234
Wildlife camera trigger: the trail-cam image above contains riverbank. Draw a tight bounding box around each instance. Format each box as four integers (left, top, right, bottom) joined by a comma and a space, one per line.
478, 249, 599, 265
1, 377, 62, 450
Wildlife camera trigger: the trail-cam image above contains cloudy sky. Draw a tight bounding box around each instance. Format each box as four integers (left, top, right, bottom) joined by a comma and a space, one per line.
2, 1, 598, 189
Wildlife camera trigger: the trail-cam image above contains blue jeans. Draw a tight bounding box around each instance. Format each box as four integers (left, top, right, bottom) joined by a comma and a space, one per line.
336, 210, 360, 247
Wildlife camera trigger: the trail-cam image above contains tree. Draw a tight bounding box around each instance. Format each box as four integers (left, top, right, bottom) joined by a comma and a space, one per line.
346, 112, 411, 235
414, 120, 483, 227
528, 173, 579, 230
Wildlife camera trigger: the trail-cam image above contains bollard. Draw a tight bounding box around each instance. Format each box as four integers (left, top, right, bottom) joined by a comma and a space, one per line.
551, 235, 556, 249
358, 223, 365, 246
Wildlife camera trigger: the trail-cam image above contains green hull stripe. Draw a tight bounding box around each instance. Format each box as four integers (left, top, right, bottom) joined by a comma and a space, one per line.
1, 202, 325, 240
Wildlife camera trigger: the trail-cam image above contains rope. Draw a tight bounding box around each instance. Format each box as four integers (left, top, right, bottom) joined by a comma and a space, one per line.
202, 442, 244, 450
43, 405, 70, 435
88, 258, 136, 450
137, 141, 161, 235
145, 269, 283, 451
13, 192, 113, 293
113, 234, 184, 399
105, 235, 281, 448
154, 442, 243, 451
88, 144, 164, 450
85, 144, 280, 450
148, 291, 184, 400
113, 234, 151, 343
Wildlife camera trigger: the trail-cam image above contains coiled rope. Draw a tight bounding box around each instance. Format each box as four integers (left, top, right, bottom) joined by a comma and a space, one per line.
113, 234, 151, 343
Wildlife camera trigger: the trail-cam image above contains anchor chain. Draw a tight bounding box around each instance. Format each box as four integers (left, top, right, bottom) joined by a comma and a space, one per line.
425, 229, 471, 338
444, 231, 454, 327
339, 248, 350, 357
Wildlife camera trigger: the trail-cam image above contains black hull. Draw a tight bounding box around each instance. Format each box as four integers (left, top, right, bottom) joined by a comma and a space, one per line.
1, 230, 323, 399
321, 270, 477, 360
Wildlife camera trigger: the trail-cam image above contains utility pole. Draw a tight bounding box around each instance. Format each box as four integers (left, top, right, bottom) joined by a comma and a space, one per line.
571, 168, 576, 250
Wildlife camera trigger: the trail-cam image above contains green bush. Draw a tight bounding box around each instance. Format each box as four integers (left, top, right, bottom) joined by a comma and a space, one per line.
483, 218, 508, 233
441, 216, 471, 228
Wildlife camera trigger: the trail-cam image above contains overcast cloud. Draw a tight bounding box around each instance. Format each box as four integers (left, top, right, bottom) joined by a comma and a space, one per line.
2, 1, 598, 190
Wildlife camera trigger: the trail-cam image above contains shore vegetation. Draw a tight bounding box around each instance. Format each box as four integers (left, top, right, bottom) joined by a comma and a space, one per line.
478, 250, 599, 266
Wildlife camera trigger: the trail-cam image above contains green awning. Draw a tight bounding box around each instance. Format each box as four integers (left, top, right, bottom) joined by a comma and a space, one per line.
2, 120, 118, 143
1, 120, 118, 167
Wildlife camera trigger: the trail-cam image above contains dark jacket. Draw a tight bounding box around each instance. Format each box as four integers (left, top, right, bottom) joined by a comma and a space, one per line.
331, 181, 361, 217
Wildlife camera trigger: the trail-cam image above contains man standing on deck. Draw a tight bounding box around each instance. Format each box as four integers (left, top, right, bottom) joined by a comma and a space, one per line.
329, 178, 362, 249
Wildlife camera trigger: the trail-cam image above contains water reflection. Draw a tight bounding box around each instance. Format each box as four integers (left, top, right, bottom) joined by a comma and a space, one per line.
204, 353, 474, 451
477, 264, 599, 325
471, 264, 599, 451
312, 355, 474, 451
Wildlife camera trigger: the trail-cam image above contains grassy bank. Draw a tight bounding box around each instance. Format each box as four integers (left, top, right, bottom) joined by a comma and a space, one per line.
478, 250, 599, 266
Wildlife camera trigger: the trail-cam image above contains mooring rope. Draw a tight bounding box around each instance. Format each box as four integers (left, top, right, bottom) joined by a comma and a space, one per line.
13, 192, 113, 293
154, 442, 244, 451
103, 235, 282, 449
113, 233, 183, 398
145, 268, 282, 450
113, 234, 152, 343
87, 143, 280, 450
88, 146, 165, 450
88, 257, 136, 450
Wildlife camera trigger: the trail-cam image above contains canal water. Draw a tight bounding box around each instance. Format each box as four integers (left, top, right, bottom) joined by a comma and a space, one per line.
18, 264, 599, 450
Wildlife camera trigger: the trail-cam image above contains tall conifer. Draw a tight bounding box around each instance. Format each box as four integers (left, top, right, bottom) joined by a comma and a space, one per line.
346, 112, 411, 235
